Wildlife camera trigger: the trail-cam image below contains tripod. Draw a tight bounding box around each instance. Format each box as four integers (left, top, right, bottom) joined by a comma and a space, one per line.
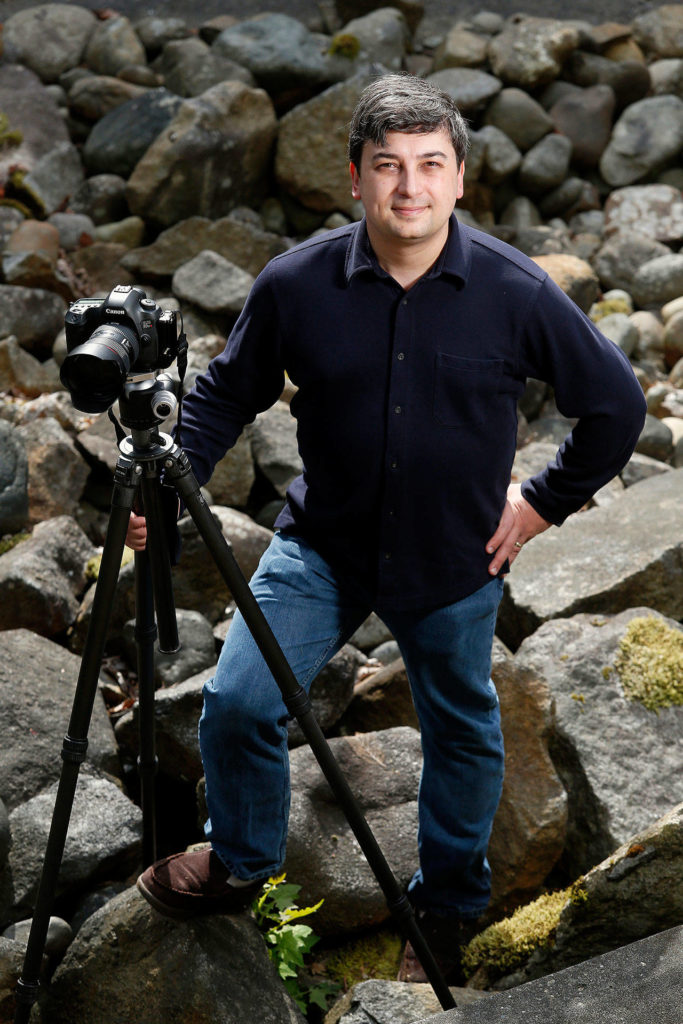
13, 374, 457, 1021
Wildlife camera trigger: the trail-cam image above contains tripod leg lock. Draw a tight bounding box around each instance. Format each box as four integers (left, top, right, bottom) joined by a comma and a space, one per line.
14, 978, 40, 1006
386, 892, 414, 924
284, 685, 313, 719
61, 736, 88, 764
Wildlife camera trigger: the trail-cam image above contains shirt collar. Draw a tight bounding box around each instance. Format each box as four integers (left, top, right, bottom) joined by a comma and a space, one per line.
344, 214, 471, 287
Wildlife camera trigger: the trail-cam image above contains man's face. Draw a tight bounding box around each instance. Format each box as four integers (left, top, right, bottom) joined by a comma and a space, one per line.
349, 128, 465, 252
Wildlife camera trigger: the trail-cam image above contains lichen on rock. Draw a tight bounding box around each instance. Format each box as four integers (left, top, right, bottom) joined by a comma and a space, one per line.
614, 615, 683, 712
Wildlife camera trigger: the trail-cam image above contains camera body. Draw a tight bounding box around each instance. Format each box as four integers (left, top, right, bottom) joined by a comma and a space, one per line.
61, 285, 178, 413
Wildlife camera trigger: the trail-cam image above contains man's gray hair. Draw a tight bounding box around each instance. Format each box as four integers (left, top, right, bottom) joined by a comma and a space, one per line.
348, 73, 470, 169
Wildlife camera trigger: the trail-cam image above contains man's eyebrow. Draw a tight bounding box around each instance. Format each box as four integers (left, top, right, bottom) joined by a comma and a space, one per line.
370, 149, 450, 161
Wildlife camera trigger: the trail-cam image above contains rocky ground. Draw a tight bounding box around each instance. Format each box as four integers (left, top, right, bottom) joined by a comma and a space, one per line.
0, 2, 682, 1023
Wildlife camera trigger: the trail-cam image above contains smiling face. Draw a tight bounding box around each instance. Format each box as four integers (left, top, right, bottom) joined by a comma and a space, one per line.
349, 128, 465, 260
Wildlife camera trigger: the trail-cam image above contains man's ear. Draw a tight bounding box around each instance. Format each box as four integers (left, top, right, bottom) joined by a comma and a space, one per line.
350, 161, 361, 199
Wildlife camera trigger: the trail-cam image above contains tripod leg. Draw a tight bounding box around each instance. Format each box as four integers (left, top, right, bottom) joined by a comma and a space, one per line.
13, 475, 137, 1024
134, 551, 158, 868
165, 450, 457, 1011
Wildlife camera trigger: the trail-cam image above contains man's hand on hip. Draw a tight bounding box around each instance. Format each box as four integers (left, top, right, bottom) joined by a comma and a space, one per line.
486, 483, 551, 576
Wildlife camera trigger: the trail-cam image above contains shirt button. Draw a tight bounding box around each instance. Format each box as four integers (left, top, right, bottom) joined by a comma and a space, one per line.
384, 552, 392, 560
390, 460, 398, 469
394, 405, 402, 414
397, 352, 405, 361
401, 297, 408, 305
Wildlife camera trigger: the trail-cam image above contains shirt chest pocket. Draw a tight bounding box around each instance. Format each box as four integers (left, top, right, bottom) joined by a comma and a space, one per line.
433, 353, 504, 428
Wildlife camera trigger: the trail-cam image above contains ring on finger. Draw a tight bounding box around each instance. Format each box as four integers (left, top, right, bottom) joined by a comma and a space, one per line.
514, 540, 523, 549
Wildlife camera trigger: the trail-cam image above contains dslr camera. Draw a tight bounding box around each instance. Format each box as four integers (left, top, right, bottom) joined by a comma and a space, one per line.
60, 285, 178, 413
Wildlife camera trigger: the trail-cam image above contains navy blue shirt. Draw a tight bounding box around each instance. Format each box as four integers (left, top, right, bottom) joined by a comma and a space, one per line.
179, 215, 646, 611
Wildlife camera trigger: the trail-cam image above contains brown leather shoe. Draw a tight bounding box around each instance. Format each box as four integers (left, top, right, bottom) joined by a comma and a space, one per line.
136, 847, 264, 919
397, 910, 479, 985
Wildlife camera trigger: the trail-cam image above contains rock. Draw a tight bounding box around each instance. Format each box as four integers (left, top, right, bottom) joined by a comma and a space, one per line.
0, 286, 65, 359
67, 240, 135, 295
41, 886, 305, 1024
172, 250, 255, 315
284, 727, 421, 935
663, 311, 683, 368
349, 613, 394, 653
0, 800, 10, 865
115, 669, 209, 782
592, 228, 672, 292
3, 916, 72, 957
514, 609, 682, 877
5, 769, 141, 917
2, 4, 97, 84
287, 643, 365, 746
496, 470, 683, 650
0, 337, 61, 398
633, 4, 683, 58
122, 214, 288, 280
82, 88, 182, 178
592, 311, 639, 355
621, 451, 673, 486
631, 253, 683, 308
124, 607, 216, 688
48, 212, 96, 251
476, 806, 683, 991
436, 925, 682, 1024
518, 133, 573, 193
68, 74, 148, 122
487, 17, 581, 89
212, 13, 346, 109
204, 431, 255, 509
486, 641, 567, 911
548, 84, 615, 167
433, 25, 489, 69
69, 173, 129, 226
603, 183, 683, 246
562, 52, 650, 112
634, 412, 674, 461
426, 68, 502, 116
483, 88, 554, 151
0, 628, 119, 811
250, 401, 303, 498
15, 417, 89, 525
328, 979, 489, 1023
94, 215, 146, 248
341, 658, 419, 734
276, 74, 371, 217
0, 421, 29, 534
599, 95, 683, 187
531, 253, 600, 312
338, 8, 410, 72
153, 37, 254, 97
0, 516, 95, 638
84, 14, 146, 77
476, 126, 522, 184
135, 16, 192, 55
126, 81, 277, 228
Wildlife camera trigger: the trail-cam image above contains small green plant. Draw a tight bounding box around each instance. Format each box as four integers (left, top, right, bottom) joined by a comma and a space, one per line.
614, 616, 683, 712
251, 874, 338, 1014
328, 32, 361, 59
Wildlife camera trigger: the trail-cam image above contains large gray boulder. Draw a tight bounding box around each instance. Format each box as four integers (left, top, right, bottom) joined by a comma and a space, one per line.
285, 727, 421, 935
275, 74, 371, 217
251, 401, 303, 499
3, 770, 141, 920
16, 417, 89, 525
82, 88, 183, 178
514, 608, 682, 876
0, 517, 96, 638
41, 886, 305, 1024
0, 629, 119, 813
126, 81, 277, 227
602, 183, 683, 246
424, 925, 682, 1024
497, 470, 683, 650
0, 286, 65, 358
487, 17, 581, 89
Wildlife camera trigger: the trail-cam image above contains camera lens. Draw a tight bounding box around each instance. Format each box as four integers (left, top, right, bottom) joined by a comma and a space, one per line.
60, 324, 139, 413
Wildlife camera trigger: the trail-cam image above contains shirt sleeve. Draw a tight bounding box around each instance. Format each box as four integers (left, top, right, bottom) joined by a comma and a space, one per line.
176, 265, 285, 490
518, 274, 647, 525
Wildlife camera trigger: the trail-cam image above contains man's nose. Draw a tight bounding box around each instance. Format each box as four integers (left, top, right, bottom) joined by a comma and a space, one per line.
397, 166, 419, 194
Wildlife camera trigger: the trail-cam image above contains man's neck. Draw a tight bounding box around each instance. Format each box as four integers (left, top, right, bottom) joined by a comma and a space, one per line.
367, 225, 449, 290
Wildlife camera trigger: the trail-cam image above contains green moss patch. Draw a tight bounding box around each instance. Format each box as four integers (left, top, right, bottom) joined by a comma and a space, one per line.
324, 929, 403, 990
614, 616, 683, 712
461, 884, 586, 981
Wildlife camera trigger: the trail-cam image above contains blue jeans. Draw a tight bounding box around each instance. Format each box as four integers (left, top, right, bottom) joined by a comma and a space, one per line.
199, 532, 504, 918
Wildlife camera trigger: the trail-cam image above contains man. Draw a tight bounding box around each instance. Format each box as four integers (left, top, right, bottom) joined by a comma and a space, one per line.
130, 74, 646, 982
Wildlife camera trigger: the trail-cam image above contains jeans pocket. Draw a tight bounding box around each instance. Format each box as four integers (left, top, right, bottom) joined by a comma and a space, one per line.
433, 353, 503, 428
